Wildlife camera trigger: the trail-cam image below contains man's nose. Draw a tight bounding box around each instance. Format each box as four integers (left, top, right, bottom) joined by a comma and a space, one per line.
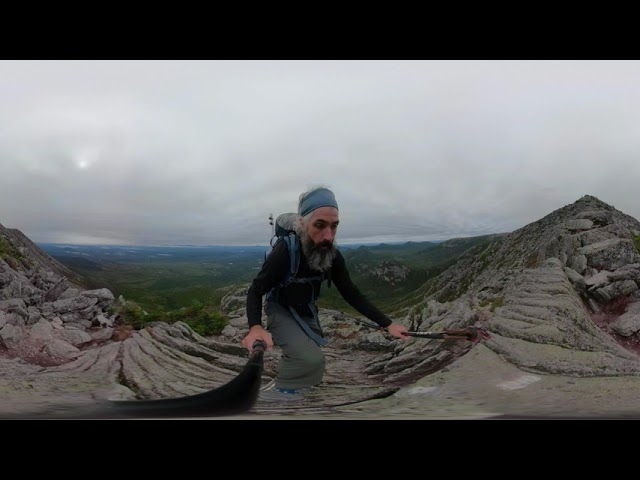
321, 228, 334, 241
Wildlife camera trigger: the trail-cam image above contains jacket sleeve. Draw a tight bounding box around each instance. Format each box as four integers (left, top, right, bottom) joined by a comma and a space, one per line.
331, 251, 392, 328
246, 241, 289, 328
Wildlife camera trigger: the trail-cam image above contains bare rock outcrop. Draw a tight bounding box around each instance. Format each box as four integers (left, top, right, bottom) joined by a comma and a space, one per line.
387, 195, 640, 381
355, 260, 410, 286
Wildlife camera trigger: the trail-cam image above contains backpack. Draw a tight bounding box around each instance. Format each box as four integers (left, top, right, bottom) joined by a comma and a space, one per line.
265, 212, 300, 288
264, 212, 330, 346
266, 212, 331, 290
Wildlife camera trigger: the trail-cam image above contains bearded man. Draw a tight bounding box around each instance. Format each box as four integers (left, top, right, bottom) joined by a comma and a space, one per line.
242, 186, 408, 399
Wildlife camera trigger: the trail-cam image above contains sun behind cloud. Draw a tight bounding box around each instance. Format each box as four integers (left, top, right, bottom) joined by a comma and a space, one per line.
74, 146, 101, 170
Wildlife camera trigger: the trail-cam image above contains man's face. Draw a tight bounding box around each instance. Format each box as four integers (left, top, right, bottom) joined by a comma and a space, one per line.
305, 207, 339, 249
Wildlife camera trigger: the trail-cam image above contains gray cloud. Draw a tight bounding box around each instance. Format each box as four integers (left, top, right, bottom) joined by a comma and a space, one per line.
1, 60, 640, 245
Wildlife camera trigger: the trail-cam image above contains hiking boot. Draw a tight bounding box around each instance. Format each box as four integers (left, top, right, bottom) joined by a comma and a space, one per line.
258, 387, 306, 403
260, 379, 277, 392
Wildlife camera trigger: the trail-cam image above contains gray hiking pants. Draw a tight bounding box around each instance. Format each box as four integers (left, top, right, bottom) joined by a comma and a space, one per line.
265, 301, 326, 390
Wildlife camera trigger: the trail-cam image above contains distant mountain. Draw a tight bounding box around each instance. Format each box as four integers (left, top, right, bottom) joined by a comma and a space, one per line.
320, 235, 501, 311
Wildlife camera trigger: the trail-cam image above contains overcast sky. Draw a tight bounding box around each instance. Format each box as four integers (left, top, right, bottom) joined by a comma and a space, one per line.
1, 60, 639, 246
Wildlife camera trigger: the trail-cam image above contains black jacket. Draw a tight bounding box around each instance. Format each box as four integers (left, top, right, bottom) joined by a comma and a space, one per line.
246, 240, 392, 328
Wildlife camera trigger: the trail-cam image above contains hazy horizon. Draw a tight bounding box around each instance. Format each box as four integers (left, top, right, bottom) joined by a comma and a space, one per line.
34, 236, 456, 248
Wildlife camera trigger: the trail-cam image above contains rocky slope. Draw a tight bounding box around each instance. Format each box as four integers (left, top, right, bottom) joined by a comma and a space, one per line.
384, 195, 640, 380
4, 194, 640, 418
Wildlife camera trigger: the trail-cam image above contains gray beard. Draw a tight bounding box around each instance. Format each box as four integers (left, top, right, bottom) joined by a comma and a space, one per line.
296, 225, 337, 273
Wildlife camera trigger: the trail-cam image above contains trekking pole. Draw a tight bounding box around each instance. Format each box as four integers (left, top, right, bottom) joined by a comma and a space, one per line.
402, 328, 489, 342
355, 319, 489, 342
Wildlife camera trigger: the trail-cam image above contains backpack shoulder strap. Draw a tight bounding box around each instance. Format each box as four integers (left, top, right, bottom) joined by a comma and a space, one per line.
281, 232, 300, 288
